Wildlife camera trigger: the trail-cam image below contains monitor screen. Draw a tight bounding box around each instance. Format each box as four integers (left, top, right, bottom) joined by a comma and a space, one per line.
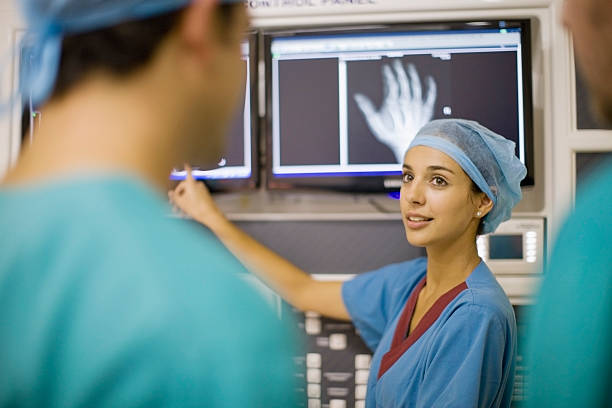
265, 21, 534, 192
489, 234, 524, 260
170, 35, 258, 191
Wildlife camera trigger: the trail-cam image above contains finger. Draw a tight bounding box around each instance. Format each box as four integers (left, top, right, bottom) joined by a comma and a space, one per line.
354, 93, 377, 118
424, 76, 437, 118
408, 64, 422, 102
355, 94, 388, 137
184, 163, 195, 184
393, 59, 410, 100
382, 64, 399, 103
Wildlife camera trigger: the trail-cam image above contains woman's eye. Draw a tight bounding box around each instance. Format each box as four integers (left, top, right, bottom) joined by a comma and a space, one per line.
402, 173, 413, 183
432, 176, 447, 186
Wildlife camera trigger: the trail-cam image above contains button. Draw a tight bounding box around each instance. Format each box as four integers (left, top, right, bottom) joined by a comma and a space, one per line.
307, 384, 321, 398
355, 369, 369, 384
526, 237, 537, 244
308, 399, 321, 408
306, 353, 322, 368
329, 400, 346, 408
305, 311, 321, 318
329, 333, 347, 350
355, 401, 366, 408
526, 231, 537, 238
307, 368, 321, 384
305, 318, 322, 335
355, 385, 368, 400
355, 354, 371, 370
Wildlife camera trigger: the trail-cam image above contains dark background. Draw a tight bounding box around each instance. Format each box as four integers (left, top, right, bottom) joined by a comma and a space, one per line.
347, 52, 520, 164
278, 58, 340, 166
201, 59, 248, 169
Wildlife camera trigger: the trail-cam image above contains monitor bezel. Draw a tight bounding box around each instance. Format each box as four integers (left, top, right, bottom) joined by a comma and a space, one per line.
171, 32, 260, 192
263, 20, 535, 192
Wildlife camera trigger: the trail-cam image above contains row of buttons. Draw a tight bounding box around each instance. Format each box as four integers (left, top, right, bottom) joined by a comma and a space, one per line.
307, 397, 366, 408
305, 353, 371, 370
525, 231, 537, 263
306, 383, 368, 399
306, 353, 372, 407
308, 399, 365, 408
305, 316, 348, 349
354, 354, 371, 406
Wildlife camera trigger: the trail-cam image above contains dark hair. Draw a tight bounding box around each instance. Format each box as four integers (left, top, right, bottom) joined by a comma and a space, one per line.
51, 3, 238, 100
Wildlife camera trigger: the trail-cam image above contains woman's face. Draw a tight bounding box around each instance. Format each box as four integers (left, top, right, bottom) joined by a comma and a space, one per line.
400, 145, 483, 248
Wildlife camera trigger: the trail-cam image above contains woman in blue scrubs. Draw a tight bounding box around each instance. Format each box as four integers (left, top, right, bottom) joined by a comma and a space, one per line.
170, 118, 526, 407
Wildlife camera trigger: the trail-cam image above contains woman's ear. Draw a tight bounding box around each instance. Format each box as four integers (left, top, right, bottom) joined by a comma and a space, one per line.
475, 192, 494, 219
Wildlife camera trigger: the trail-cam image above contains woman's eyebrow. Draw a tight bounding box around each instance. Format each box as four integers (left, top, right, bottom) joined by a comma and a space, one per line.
428, 165, 455, 174
403, 164, 455, 175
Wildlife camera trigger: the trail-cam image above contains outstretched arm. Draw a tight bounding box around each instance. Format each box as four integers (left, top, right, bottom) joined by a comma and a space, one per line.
169, 166, 351, 321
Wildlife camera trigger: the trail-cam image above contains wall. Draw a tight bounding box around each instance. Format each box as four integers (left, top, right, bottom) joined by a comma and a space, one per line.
0, 1, 22, 178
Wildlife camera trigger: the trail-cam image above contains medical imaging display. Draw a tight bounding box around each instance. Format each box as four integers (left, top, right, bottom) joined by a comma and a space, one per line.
170, 41, 255, 185
348, 53, 519, 164
267, 21, 533, 190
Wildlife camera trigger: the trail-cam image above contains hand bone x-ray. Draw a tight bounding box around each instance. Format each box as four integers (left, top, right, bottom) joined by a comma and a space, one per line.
354, 60, 437, 163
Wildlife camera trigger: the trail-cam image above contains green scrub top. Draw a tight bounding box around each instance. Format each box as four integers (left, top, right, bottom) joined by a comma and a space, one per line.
0, 175, 297, 408
525, 161, 612, 407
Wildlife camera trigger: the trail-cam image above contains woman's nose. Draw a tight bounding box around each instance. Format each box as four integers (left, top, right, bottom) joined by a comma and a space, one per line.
402, 181, 425, 205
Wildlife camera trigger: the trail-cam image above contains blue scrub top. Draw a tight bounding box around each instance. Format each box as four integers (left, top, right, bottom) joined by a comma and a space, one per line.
343, 257, 516, 407
0, 175, 297, 408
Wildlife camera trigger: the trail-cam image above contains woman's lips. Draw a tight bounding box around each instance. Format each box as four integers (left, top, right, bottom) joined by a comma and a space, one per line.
404, 215, 433, 230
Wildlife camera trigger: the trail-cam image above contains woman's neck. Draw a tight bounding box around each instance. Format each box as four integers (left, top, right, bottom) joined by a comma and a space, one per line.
423, 233, 481, 296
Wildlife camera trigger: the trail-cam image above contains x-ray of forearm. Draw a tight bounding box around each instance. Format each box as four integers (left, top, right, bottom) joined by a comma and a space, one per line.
354, 61, 437, 163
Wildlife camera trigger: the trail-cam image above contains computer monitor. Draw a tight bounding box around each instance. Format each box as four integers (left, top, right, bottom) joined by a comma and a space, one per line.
170, 34, 258, 191
265, 20, 534, 192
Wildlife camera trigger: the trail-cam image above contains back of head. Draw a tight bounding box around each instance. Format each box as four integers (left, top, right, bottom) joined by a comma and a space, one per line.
18, 0, 242, 108
409, 119, 526, 234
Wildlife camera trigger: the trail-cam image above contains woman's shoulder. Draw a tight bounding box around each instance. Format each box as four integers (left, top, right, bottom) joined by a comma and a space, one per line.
345, 257, 427, 310
366, 257, 428, 285
458, 262, 515, 325
375, 256, 427, 274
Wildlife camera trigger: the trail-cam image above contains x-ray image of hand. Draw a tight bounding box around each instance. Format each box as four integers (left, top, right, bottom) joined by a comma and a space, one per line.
354, 61, 437, 163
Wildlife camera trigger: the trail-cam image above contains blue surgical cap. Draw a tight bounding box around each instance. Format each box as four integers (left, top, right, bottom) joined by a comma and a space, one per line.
407, 119, 527, 235
18, 0, 243, 108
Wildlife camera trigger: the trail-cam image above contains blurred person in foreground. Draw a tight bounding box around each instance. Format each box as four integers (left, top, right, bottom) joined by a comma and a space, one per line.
525, 0, 612, 406
0, 1, 296, 407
